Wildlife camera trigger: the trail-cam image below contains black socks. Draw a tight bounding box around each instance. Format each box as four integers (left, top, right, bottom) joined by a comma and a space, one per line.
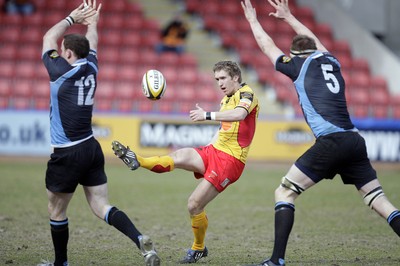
105, 206, 142, 248
50, 218, 69, 266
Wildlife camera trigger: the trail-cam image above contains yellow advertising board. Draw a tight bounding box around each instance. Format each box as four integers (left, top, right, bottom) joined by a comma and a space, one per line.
93, 115, 314, 161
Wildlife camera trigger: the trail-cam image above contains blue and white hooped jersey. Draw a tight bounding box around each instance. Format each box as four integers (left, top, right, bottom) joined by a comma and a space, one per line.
42, 49, 98, 147
275, 51, 356, 138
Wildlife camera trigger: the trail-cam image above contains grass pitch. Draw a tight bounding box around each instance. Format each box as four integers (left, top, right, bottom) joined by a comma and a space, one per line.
0, 157, 399, 265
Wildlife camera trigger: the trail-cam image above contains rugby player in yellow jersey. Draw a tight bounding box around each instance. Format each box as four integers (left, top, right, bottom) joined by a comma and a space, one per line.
112, 60, 259, 264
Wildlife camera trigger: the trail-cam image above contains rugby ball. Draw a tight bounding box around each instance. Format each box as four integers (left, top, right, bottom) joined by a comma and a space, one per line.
141, 69, 167, 100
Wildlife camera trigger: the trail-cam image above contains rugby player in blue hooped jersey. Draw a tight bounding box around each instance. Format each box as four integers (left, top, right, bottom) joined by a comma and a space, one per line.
39, 1, 160, 265
242, 0, 400, 265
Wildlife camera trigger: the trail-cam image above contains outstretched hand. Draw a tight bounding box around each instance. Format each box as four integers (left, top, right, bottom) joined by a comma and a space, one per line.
189, 103, 206, 122
241, 0, 258, 23
268, 0, 291, 19
83, 0, 102, 25
68, 2, 96, 25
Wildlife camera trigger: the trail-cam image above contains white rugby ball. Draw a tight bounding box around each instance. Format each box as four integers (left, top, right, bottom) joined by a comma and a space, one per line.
141, 69, 167, 100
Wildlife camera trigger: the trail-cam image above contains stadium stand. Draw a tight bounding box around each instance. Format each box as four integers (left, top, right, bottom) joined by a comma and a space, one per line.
183, 0, 397, 119
0, 0, 397, 119
0, 0, 220, 114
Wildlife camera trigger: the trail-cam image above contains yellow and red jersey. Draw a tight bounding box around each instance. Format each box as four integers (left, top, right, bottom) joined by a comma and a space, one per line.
213, 83, 259, 163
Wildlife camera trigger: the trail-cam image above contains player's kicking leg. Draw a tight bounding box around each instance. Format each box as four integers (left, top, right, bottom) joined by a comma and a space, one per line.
112, 140, 140, 170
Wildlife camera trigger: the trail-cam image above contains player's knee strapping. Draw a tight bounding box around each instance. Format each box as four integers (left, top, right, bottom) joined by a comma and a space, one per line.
280, 176, 305, 195
363, 186, 385, 209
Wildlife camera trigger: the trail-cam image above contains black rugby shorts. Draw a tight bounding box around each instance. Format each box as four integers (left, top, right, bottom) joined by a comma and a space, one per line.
46, 137, 107, 193
295, 131, 377, 189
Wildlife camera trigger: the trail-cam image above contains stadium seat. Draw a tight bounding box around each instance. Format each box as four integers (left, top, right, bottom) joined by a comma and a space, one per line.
42, 11, 65, 27
65, 0, 88, 10
349, 72, 370, 89
0, 14, 22, 27
12, 98, 32, 110
197, 1, 220, 17
371, 105, 389, 119
256, 67, 277, 85
100, 31, 122, 46
390, 94, 400, 118
33, 98, 50, 110
370, 87, 390, 106
213, 16, 238, 34
0, 44, 17, 61
195, 86, 218, 102
179, 68, 198, 84
176, 101, 193, 113
121, 33, 142, 47
157, 100, 175, 113
13, 80, 33, 98
121, 15, 142, 30
0, 80, 12, 108
17, 45, 41, 62
124, 1, 143, 16
43, 0, 66, 11
351, 58, 370, 75
179, 53, 198, 68
94, 99, 113, 112
202, 14, 220, 32
314, 23, 332, 39
351, 104, 369, 118
96, 81, 116, 100
292, 103, 304, 117
159, 52, 180, 67
138, 32, 160, 51
98, 47, 120, 64
370, 76, 388, 91
0, 98, 9, 109
175, 84, 196, 101
333, 40, 352, 57
20, 28, 42, 44
391, 104, 400, 119
185, 0, 202, 14
114, 83, 137, 101
134, 100, 153, 113
234, 32, 260, 51
15, 62, 37, 79
141, 19, 160, 32
21, 13, 43, 27
336, 55, 352, 72
218, 3, 241, 16
159, 67, 178, 85
0, 61, 15, 78
37, 67, 49, 81
275, 85, 298, 106
99, 65, 118, 81
118, 65, 140, 82
33, 80, 50, 99
293, 6, 314, 21
100, 14, 125, 30
0, 25, 21, 44
274, 22, 296, 37
101, 0, 127, 13
347, 87, 369, 105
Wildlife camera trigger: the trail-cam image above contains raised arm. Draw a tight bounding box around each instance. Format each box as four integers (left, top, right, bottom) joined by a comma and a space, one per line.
84, 0, 102, 51
42, 2, 95, 55
241, 0, 284, 66
268, 0, 328, 52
